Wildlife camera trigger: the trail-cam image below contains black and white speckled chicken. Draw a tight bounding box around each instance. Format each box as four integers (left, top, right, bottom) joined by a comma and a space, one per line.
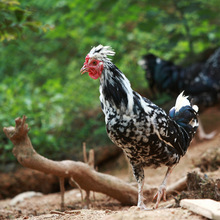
81, 45, 199, 209
139, 48, 220, 140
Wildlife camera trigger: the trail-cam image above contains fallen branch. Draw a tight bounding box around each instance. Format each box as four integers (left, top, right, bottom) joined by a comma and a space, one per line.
166, 169, 204, 196
166, 176, 187, 195
3, 116, 139, 206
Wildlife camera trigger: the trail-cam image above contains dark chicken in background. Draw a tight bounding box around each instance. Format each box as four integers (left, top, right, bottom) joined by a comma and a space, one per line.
139, 48, 220, 139
81, 45, 198, 209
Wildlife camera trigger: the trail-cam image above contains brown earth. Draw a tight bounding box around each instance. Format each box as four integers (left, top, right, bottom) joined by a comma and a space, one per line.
0, 105, 219, 219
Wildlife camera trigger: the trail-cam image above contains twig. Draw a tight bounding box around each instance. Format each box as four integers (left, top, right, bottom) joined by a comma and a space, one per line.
59, 177, 65, 210
69, 177, 84, 208
65, 210, 81, 214
88, 149, 95, 169
85, 190, 90, 209
83, 142, 88, 163
50, 210, 65, 215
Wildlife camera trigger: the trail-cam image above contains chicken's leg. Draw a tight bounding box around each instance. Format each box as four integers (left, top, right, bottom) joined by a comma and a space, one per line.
153, 166, 175, 208
132, 164, 150, 210
137, 177, 146, 209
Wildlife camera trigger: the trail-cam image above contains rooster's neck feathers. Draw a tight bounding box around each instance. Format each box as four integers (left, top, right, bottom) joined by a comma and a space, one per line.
99, 62, 134, 113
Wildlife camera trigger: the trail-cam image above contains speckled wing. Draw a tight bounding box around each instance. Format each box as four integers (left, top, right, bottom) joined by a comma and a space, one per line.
134, 94, 189, 157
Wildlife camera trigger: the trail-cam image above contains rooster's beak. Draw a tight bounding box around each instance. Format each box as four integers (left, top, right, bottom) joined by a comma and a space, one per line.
80, 65, 88, 74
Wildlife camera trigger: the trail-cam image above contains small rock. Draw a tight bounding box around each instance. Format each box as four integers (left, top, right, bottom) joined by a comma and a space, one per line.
180, 199, 220, 220
10, 191, 43, 206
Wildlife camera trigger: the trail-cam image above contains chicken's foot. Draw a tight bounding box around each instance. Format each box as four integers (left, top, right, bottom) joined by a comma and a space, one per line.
153, 166, 175, 208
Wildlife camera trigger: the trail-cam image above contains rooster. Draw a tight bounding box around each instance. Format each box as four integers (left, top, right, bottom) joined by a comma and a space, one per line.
139, 48, 220, 139
81, 45, 198, 209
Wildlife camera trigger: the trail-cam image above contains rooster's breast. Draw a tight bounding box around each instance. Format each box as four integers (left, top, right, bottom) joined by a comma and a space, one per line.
105, 112, 180, 168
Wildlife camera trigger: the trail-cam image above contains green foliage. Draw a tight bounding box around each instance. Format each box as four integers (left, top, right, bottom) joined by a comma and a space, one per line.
0, 0, 220, 164
0, 0, 51, 41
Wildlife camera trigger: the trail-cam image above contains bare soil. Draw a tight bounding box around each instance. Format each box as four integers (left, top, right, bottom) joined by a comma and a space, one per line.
0, 105, 219, 219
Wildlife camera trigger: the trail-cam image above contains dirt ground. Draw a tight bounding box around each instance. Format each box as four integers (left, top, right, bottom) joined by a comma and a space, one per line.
0, 105, 219, 219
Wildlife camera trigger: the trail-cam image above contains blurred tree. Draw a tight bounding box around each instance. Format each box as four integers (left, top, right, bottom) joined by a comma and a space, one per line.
0, 0, 51, 41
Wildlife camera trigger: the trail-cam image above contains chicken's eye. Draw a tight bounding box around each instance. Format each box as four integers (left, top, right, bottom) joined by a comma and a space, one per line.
92, 61, 97, 65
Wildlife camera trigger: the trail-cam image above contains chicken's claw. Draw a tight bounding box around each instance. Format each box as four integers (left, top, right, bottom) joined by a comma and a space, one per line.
153, 184, 167, 208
